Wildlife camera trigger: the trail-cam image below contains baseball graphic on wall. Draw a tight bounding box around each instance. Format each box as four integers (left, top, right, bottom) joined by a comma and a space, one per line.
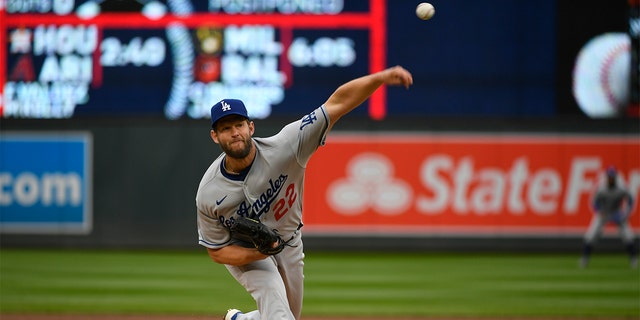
572, 33, 631, 118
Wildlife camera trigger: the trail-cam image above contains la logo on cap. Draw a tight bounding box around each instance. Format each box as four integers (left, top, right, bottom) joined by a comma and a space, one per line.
221, 100, 231, 111
210, 99, 248, 128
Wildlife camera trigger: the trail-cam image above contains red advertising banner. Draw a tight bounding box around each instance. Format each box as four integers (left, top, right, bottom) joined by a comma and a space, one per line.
303, 134, 640, 236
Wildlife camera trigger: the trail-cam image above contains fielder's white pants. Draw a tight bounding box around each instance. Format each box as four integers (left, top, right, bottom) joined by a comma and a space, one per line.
584, 213, 635, 244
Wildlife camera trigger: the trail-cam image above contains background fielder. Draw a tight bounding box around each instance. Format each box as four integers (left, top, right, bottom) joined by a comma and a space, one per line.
580, 166, 638, 268
195, 66, 413, 320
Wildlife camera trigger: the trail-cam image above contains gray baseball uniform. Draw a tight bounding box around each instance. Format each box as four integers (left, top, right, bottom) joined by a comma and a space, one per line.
196, 105, 329, 320
584, 181, 635, 244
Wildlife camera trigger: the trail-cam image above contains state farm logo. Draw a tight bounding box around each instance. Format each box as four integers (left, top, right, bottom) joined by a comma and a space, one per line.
327, 153, 412, 215
323, 152, 640, 218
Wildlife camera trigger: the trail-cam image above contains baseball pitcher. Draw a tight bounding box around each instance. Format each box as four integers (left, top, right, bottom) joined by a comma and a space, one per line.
195, 66, 413, 319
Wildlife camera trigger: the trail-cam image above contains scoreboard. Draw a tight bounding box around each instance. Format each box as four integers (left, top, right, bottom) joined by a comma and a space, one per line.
1, 0, 388, 120
7, 0, 633, 120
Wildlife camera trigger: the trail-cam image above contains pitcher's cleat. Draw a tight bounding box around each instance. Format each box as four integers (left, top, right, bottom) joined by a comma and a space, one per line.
224, 309, 242, 320
631, 256, 638, 269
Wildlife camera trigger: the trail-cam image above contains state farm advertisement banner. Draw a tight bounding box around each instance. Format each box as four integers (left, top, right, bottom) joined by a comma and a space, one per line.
302, 134, 640, 235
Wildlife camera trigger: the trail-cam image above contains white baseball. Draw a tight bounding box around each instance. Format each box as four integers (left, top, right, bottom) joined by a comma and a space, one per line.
416, 2, 435, 20
572, 33, 630, 118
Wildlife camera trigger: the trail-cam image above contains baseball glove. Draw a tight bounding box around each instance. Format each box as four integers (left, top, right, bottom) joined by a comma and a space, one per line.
230, 216, 286, 255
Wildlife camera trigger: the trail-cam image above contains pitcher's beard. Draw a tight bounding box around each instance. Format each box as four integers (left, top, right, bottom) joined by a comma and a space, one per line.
223, 139, 252, 159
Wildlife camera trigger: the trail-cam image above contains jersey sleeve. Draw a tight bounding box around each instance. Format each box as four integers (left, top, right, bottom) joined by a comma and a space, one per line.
197, 208, 231, 249
592, 192, 602, 211
195, 174, 232, 249
625, 190, 635, 212
292, 105, 330, 166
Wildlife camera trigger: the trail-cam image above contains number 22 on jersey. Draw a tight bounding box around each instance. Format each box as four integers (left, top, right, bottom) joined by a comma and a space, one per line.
273, 183, 297, 221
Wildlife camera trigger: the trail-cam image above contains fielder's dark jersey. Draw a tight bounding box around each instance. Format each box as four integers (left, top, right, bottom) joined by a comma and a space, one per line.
196, 106, 329, 249
592, 186, 634, 215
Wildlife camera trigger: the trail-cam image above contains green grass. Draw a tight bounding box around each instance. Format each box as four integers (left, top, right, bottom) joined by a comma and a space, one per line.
0, 249, 638, 318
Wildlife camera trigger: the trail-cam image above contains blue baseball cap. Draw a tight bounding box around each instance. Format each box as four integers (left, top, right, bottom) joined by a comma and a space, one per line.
606, 166, 617, 177
210, 99, 249, 128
